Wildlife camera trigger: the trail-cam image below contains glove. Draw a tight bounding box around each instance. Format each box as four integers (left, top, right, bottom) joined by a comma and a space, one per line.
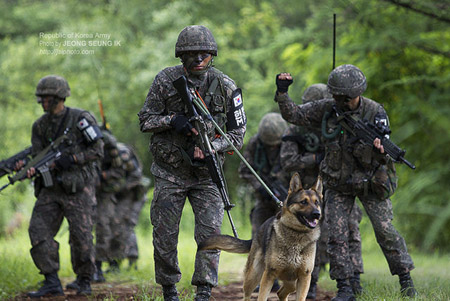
55, 154, 74, 170
170, 114, 194, 135
276, 73, 293, 93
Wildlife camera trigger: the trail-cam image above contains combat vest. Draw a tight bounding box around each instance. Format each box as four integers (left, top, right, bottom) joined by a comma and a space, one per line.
320, 97, 397, 197
35, 107, 99, 194
150, 66, 231, 179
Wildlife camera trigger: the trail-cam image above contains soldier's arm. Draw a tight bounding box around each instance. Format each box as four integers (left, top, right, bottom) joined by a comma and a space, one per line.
275, 92, 328, 128
73, 112, 104, 165
280, 127, 317, 173
211, 77, 246, 153
138, 72, 173, 133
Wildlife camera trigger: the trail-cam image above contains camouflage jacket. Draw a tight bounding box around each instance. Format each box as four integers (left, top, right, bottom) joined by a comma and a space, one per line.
99, 132, 150, 197
138, 65, 246, 183
280, 124, 324, 188
275, 93, 390, 192
116, 142, 150, 194
98, 131, 126, 194
31, 106, 104, 193
238, 135, 290, 198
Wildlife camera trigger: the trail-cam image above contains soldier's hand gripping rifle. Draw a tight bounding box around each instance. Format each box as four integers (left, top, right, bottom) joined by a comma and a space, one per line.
173, 75, 283, 204
334, 106, 416, 169
0, 134, 69, 192
0, 146, 32, 178
173, 75, 240, 237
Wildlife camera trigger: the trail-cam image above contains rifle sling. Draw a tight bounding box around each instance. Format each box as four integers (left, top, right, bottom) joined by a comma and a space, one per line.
53, 107, 70, 141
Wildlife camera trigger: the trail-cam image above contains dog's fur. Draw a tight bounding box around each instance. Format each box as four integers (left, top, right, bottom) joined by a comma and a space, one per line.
199, 173, 322, 301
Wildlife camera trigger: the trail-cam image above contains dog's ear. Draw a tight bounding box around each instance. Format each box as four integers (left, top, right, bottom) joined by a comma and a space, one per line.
312, 176, 323, 198
288, 172, 303, 193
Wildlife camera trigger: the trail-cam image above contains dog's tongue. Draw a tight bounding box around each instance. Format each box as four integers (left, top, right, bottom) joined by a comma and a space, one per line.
308, 219, 318, 228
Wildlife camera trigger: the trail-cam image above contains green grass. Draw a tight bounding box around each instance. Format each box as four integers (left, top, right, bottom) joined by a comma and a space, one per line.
0, 200, 449, 300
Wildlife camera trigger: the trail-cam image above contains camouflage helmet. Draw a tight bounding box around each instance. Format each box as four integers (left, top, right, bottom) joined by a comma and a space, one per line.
302, 83, 332, 104
175, 25, 218, 57
258, 112, 288, 146
327, 64, 367, 98
35, 75, 71, 99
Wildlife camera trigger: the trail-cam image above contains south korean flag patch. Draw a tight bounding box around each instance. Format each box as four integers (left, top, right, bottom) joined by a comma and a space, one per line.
233, 92, 243, 107
227, 88, 246, 130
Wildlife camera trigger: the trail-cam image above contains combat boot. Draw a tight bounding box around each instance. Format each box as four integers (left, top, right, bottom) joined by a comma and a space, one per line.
307, 281, 317, 300
66, 275, 81, 290
162, 284, 179, 301
128, 256, 138, 270
93, 261, 106, 283
331, 279, 356, 301
399, 272, 418, 297
77, 277, 92, 296
27, 272, 64, 298
349, 273, 363, 295
194, 284, 212, 301
107, 259, 120, 273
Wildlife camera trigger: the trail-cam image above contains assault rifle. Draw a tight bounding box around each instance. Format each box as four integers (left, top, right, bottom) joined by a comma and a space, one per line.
0, 147, 32, 178
334, 106, 416, 169
0, 134, 69, 192
259, 173, 288, 204
173, 75, 239, 237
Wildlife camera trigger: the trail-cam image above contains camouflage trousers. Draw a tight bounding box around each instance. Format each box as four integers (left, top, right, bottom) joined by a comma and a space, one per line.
325, 189, 415, 280
115, 189, 147, 259
94, 192, 117, 262
250, 197, 280, 238
311, 198, 363, 283
28, 183, 96, 279
95, 190, 147, 262
151, 176, 224, 287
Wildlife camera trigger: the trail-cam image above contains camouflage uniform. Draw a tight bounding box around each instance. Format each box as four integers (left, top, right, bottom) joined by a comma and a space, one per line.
138, 51, 246, 290
279, 84, 364, 289
238, 113, 289, 238
95, 132, 150, 269
113, 142, 150, 262
94, 130, 125, 265
275, 66, 414, 284
29, 106, 103, 279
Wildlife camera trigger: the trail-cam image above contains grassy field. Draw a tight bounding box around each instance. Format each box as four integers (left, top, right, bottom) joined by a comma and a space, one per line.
0, 200, 449, 300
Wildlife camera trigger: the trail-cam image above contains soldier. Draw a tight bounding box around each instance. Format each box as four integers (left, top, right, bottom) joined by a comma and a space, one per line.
83, 130, 149, 285
112, 141, 150, 270
280, 84, 364, 299
274, 65, 417, 301
91, 130, 124, 284
138, 25, 246, 301
238, 112, 289, 238
22, 75, 104, 297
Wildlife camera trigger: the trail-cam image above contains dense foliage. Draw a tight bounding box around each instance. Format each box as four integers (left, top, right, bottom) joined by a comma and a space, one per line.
0, 0, 448, 251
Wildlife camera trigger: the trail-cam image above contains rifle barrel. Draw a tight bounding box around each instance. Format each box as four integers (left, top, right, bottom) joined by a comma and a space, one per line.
401, 157, 416, 170
0, 183, 10, 192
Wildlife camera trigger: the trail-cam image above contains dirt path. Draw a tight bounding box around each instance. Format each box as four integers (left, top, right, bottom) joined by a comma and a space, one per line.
15, 281, 335, 300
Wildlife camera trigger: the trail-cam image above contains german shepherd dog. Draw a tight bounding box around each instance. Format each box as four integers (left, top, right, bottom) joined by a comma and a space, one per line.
199, 173, 322, 301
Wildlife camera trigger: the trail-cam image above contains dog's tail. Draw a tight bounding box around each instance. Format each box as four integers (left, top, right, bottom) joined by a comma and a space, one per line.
199, 235, 252, 254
